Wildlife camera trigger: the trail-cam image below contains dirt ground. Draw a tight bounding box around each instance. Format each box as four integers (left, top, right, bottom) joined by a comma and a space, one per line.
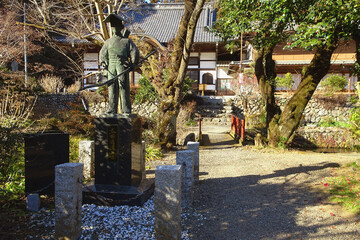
148, 128, 360, 239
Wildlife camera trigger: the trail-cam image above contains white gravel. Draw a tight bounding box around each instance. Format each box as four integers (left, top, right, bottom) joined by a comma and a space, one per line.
27, 196, 205, 239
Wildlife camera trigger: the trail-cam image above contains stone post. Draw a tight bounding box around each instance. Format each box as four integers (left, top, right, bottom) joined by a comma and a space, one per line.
187, 141, 199, 184
79, 140, 94, 179
26, 193, 40, 212
176, 150, 194, 209
55, 163, 83, 240
154, 165, 182, 240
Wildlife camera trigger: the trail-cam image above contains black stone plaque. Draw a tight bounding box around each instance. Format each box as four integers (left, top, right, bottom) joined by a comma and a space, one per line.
25, 132, 69, 195
94, 114, 142, 186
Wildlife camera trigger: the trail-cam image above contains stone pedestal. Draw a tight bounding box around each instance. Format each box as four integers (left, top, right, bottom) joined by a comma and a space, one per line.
94, 114, 142, 186
83, 114, 153, 206
24, 132, 69, 195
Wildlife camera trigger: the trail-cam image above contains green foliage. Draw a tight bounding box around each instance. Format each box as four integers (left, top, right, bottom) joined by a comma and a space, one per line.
0, 82, 34, 208
145, 144, 163, 162
349, 107, 360, 137
183, 76, 196, 96
186, 118, 197, 126
278, 136, 288, 149
134, 75, 159, 104
0, 65, 11, 73
134, 75, 195, 105
275, 73, 294, 90
320, 74, 348, 95
69, 135, 89, 163
289, 0, 360, 51
318, 116, 351, 128
0, 129, 25, 203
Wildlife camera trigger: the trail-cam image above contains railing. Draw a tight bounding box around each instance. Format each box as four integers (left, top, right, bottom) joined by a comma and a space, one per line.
230, 115, 245, 142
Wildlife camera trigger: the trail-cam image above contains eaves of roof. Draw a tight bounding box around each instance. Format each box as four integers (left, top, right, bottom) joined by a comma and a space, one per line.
275, 60, 356, 65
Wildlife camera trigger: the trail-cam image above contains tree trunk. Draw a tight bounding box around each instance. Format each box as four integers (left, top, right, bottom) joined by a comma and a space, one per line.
271, 40, 339, 146
155, 0, 204, 149
253, 45, 281, 144
353, 29, 360, 79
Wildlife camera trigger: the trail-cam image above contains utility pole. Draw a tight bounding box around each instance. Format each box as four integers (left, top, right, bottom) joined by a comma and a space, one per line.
24, 2, 28, 87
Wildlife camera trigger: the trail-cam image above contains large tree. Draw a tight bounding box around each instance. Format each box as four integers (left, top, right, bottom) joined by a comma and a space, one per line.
139, 0, 205, 149
216, 0, 360, 147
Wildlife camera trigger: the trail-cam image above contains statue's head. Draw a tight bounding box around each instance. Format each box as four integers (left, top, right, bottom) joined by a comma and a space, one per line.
104, 13, 127, 36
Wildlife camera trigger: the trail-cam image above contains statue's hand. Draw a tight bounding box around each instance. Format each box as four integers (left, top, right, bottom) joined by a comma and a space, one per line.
101, 69, 108, 79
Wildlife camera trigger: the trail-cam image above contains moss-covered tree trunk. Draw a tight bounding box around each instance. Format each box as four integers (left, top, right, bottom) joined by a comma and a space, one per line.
354, 29, 360, 78
267, 37, 340, 147
253, 45, 281, 141
154, 0, 204, 149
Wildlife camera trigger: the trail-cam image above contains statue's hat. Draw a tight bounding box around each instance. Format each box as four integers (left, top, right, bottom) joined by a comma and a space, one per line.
103, 13, 127, 27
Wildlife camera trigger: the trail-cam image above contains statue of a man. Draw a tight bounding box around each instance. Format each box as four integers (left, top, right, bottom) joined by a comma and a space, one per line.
100, 13, 139, 114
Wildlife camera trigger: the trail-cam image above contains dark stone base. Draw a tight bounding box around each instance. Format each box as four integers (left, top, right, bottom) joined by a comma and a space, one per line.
82, 179, 154, 206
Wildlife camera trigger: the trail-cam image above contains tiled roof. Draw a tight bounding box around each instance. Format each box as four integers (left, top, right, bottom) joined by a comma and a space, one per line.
54, 3, 221, 45
123, 3, 221, 43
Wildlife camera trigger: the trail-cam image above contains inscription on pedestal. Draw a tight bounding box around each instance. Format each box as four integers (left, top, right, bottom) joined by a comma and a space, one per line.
108, 125, 118, 162
95, 115, 142, 186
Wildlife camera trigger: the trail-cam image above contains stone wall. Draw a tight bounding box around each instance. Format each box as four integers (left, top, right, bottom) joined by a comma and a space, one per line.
296, 126, 359, 148
232, 94, 355, 126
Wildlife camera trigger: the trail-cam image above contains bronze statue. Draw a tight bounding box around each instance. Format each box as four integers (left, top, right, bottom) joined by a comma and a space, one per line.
100, 13, 139, 114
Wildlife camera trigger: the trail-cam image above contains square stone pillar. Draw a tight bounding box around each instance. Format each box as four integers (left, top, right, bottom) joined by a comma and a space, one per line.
176, 150, 194, 209
155, 165, 182, 240
55, 163, 83, 240
79, 140, 95, 179
187, 141, 199, 184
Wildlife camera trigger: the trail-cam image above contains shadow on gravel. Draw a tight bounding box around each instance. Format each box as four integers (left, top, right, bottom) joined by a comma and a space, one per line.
187, 162, 352, 240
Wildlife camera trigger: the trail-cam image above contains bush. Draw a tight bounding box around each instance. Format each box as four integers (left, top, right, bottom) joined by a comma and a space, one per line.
0, 128, 24, 206
134, 75, 195, 105
0, 87, 34, 208
317, 116, 350, 128
320, 74, 347, 95
67, 81, 81, 93
53, 102, 95, 137
349, 107, 360, 137
39, 74, 64, 93
275, 72, 294, 90
69, 135, 89, 163
134, 75, 159, 104
145, 144, 163, 162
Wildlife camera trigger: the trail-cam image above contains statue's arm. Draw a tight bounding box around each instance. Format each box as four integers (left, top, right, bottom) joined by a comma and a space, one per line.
129, 40, 140, 68
99, 42, 109, 70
